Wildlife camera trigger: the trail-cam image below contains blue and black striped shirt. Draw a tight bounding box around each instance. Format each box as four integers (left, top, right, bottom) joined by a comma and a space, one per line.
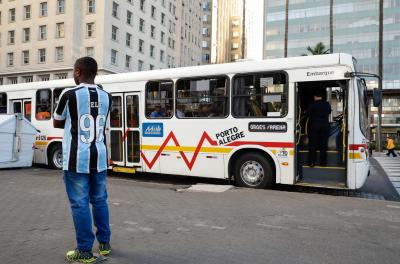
54, 84, 112, 173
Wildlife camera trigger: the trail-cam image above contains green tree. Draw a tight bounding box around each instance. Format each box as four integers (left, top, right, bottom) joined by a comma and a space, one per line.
302, 42, 331, 56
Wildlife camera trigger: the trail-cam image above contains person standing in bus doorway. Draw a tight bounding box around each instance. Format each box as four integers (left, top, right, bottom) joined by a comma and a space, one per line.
386, 136, 397, 157
53, 57, 112, 263
306, 91, 332, 167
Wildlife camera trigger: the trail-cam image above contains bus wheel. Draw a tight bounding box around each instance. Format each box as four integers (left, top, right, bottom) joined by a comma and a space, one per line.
234, 153, 273, 189
48, 144, 63, 170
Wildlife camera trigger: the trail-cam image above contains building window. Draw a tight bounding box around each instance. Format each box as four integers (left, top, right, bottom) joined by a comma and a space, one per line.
149, 64, 154, 70
24, 5, 31, 20
9, 77, 18, 85
56, 23, 65, 38
112, 2, 119, 18
7, 52, 14, 66
23, 28, 30, 42
160, 50, 164, 62
0, 93, 7, 113
9, 8, 16, 22
232, 72, 288, 118
140, 0, 145, 11
138, 39, 144, 53
150, 25, 155, 38
56, 47, 64, 61
125, 55, 131, 69
161, 13, 165, 25
40, 2, 48, 17
22, 50, 29, 64
86, 47, 94, 57
160, 31, 165, 44
38, 49, 46, 63
111, 26, 118, 41
39, 25, 47, 40
145, 80, 173, 118
38, 75, 50, 81
86, 23, 95, 38
127, 11, 133, 25
57, 0, 65, 14
111, 49, 117, 65
139, 19, 145, 32
55, 73, 68, 79
151, 5, 156, 19
36, 89, 52, 120
126, 33, 132, 47
8, 30, 15, 44
176, 76, 229, 118
150, 45, 155, 57
23, 76, 33, 83
87, 0, 96, 13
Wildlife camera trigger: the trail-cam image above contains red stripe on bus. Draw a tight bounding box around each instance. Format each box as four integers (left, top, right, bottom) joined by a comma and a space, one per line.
141, 131, 218, 170
225, 141, 294, 148
47, 136, 63, 140
349, 144, 367, 150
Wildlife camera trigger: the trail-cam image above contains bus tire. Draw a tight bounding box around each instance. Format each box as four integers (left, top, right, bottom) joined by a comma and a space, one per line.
48, 144, 63, 170
234, 153, 273, 189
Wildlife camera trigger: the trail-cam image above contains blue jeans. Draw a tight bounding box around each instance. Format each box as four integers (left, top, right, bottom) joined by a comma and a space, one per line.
63, 170, 111, 251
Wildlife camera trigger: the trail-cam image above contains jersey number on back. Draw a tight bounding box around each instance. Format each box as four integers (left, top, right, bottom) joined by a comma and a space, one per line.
79, 114, 106, 144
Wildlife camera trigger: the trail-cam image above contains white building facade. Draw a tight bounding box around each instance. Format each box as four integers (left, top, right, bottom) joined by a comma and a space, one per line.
0, 0, 203, 85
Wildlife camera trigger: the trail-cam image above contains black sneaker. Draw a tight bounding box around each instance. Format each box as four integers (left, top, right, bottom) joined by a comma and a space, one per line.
65, 249, 96, 263
99, 242, 112, 256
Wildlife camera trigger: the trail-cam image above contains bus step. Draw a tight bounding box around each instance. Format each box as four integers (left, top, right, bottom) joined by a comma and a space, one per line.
112, 167, 136, 174
301, 165, 346, 183
297, 151, 344, 167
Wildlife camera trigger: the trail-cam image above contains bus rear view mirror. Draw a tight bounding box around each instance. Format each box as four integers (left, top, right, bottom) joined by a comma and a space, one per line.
372, 88, 382, 107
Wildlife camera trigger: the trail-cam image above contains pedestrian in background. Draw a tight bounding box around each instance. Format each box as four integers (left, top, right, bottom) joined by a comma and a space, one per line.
53, 57, 112, 263
386, 136, 397, 157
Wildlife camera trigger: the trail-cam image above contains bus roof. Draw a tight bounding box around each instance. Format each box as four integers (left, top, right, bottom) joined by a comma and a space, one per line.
0, 53, 354, 92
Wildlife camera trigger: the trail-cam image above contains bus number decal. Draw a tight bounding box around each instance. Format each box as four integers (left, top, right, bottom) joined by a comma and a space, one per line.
36, 135, 47, 141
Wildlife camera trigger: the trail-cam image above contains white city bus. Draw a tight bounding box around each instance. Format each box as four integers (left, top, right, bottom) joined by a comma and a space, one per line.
0, 53, 378, 189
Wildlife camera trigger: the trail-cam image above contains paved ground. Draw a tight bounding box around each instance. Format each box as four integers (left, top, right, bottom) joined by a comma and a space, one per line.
373, 152, 400, 196
1, 167, 400, 264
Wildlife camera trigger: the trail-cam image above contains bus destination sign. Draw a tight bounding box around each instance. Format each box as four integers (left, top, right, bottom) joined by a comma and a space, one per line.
248, 122, 287, 133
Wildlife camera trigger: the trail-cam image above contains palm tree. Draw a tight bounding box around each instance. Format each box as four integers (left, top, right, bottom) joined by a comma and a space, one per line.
302, 42, 331, 56
329, 0, 333, 53
284, 0, 289, 57
376, 0, 384, 151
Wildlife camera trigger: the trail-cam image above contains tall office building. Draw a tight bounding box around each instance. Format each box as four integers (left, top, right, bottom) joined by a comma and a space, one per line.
211, 0, 244, 63
0, 0, 203, 85
201, 0, 212, 64
264, 0, 400, 140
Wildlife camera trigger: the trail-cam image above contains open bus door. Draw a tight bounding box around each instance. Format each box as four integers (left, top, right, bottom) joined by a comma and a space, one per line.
295, 80, 348, 188
109, 92, 141, 173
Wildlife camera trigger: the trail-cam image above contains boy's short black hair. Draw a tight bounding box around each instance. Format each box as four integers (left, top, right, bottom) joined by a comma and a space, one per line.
75, 57, 98, 78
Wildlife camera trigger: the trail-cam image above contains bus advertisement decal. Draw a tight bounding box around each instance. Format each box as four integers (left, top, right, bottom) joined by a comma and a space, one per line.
142, 123, 164, 137
215, 127, 245, 145
248, 122, 287, 133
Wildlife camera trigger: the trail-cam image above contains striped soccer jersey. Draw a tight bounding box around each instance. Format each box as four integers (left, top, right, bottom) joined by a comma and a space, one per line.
54, 83, 112, 173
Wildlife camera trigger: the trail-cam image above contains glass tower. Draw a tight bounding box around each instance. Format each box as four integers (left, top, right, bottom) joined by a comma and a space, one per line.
264, 0, 400, 90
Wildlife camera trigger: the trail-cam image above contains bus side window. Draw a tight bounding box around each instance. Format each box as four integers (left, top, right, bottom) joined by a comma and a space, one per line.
146, 80, 174, 119
36, 89, 52, 120
0, 93, 7, 114
232, 72, 287, 118
53, 88, 65, 111
176, 76, 229, 118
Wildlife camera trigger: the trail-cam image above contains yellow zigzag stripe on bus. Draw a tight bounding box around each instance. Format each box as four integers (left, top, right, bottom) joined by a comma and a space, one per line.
349, 153, 362, 159
141, 145, 233, 153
